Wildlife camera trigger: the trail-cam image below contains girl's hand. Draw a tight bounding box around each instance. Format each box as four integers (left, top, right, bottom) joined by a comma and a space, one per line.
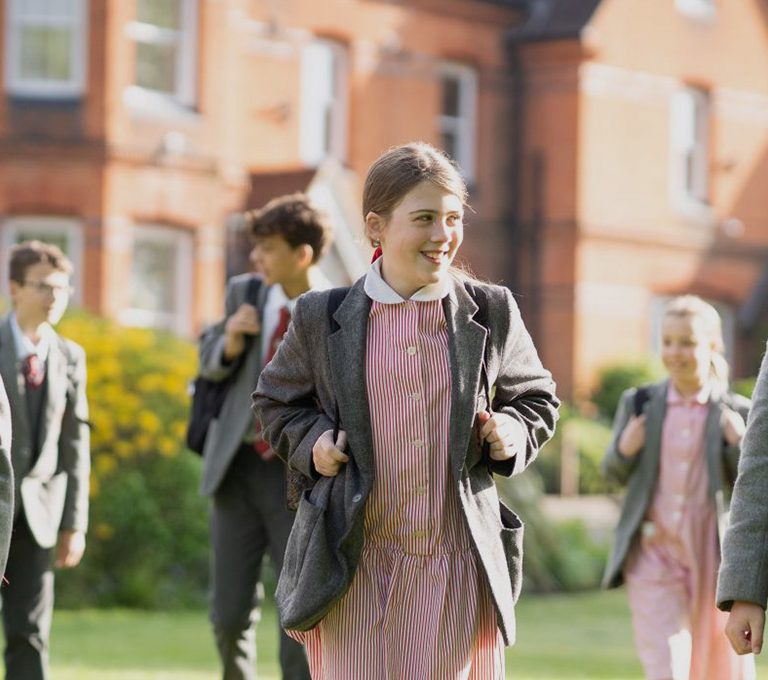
477, 411, 525, 461
721, 407, 747, 447
312, 429, 349, 477
617, 415, 646, 458
725, 601, 765, 655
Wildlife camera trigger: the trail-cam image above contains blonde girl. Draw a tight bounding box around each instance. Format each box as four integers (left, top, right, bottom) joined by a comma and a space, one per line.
602, 295, 754, 680
253, 142, 559, 679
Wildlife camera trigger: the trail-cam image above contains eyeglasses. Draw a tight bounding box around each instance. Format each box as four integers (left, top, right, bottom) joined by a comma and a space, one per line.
22, 280, 73, 297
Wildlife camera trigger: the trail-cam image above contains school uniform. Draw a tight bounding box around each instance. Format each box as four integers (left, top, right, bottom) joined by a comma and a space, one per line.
199, 271, 327, 680
253, 264, 560, 679
0, 376, 13, 578
0, 313, 90, 680
718, 346, 768, 611
603, 380, 753, 680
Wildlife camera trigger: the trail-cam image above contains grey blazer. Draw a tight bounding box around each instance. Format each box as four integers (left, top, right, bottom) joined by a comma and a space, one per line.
0, 375, 13, 575
198, 273, 269, 496
253, 276, 560, 645
0, 316, 90, 549
717, 346, 768, 610
602, 379, 750, 589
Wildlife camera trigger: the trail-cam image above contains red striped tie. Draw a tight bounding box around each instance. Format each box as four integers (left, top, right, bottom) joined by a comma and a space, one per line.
254, 306, 291, 460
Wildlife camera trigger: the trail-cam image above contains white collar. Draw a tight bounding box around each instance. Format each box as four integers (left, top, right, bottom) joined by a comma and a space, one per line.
10, 313, 53, 362
363, 258, 450, 304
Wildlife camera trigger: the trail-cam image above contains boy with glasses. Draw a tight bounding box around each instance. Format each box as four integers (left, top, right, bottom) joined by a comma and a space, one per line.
0, 240, 90, 680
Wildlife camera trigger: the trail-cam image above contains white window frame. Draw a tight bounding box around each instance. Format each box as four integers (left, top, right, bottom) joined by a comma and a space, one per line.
119, 224, 193, 336
0, 216, 84, 304
299, 39, 348, 166
4, 0, 88, 98
670, 87, 710, 211
124, 0, 198, 111
438, 62, 478, 183
675, 0, 716, 20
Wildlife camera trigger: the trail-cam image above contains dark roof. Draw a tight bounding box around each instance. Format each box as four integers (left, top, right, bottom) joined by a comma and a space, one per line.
244, 168, 316, 211
507, 0, 603, 43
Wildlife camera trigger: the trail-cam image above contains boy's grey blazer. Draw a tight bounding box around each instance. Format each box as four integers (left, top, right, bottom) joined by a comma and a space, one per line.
0, 316, 89, 549
718, 347, 768, 610
253, 276, 560, 646
0, 375, 13, 575
198, 273, 268, 496
602, 380, 750, 589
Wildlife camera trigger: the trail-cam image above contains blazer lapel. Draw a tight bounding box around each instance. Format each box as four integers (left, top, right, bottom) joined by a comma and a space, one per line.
327, 280, 374, 480
640, 380, 668, 485
444, 280, 487, 480
39, 334, 67, 458
704, 385, 726, 496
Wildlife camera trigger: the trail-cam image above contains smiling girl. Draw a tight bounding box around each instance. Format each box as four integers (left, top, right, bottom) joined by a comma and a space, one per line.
253, 142, 559, 679
602, 295, 755, 680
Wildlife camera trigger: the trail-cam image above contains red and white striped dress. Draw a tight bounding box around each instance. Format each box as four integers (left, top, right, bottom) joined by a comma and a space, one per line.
295, 290, 505, 679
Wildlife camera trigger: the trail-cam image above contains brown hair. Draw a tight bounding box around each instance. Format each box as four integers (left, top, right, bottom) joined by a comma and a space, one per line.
244, 193, 332, 264
664, 295, 729, 389
362, 142, 468, 246
9, 240, 72, 284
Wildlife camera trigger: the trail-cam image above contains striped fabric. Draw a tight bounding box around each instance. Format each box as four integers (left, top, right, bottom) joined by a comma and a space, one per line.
294, 299, 504, 679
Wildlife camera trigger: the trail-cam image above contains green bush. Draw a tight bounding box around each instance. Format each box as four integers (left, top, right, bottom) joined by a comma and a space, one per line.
53, 310, 207, 608
533, 406, 618, 495
591, 359, 662, 421
497, 475, 609, 592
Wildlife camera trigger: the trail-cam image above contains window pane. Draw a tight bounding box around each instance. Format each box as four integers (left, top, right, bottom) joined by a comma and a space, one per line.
442, 130, 458, 161
136, 41, 178, 93
17, 0, 78, 20
15, 232, 68, 255
19, 26, 72, 81
442, 76, 460, 118
131, 239, 175, 313
137, 0, 181, 29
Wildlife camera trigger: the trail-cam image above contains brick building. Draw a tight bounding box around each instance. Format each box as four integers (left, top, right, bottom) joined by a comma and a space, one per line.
2, 0, 768, 400
0, 0, 524, 336
510, 0, 768, 398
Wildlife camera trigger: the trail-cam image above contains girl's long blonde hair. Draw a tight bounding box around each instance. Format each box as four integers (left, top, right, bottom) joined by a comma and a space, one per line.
664, 295, 730, 390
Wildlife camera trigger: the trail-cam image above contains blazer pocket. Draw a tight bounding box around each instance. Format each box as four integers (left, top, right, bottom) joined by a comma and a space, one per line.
499, 500, 524, 604
282, 488, 326, 585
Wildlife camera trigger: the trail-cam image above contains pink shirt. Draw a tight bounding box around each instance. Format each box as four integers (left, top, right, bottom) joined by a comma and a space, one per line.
647, 383, 711, 535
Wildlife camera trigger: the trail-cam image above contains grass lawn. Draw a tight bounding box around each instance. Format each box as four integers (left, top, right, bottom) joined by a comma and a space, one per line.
30, 589, 764, 679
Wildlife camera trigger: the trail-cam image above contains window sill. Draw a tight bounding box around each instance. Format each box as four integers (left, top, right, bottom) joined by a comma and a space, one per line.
123, 86, 201, 125
673, 197, 716, 227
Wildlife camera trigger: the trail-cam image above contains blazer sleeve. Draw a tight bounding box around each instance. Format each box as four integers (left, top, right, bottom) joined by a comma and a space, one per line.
717, 348, 768, 610
199, 276, 249, 382
488, 287, 560, 477
0, 375, 12, 576
58, 342, 90, 534
601, 388, 641, 486
252, 294, 332, 480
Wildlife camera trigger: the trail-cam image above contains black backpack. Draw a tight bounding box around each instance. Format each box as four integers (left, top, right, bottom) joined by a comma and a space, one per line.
186, 277, 262, 455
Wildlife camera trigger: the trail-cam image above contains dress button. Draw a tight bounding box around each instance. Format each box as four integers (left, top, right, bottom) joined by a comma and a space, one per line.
415, 485, 427, 495
413, 439, 424, 448
406, 346, 417, 356
413, 530, 427, 538
412, 392, 421, 401
352, 493, 362, 503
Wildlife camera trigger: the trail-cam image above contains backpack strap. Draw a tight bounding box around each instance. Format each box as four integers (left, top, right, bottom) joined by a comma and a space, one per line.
326, 287, 350, 439
633, 386, 651, 417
